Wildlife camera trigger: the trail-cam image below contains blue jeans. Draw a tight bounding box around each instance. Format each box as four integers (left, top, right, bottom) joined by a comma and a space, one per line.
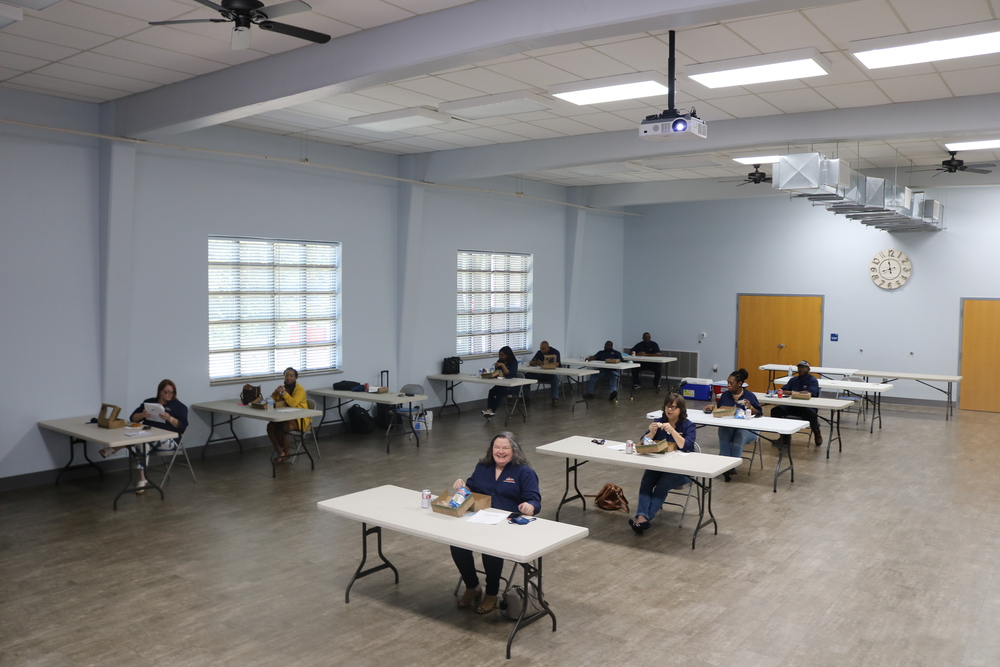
524, 373, 559, 399
586, 369, 619, 394
635, 469, 689, 521
487, 386, 510, 412
717, 427, 759, 458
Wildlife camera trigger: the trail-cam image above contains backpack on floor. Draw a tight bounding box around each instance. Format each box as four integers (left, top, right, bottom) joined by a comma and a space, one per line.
347, 404, 374, 434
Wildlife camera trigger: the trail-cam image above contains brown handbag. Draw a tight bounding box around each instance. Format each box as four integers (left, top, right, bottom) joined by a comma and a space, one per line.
591, 483, 630, 513
240, 384, 262, 405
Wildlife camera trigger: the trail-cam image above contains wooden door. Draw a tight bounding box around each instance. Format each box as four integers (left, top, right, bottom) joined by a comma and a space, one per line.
960, 299, 1000, 412
736, 295, 823, 392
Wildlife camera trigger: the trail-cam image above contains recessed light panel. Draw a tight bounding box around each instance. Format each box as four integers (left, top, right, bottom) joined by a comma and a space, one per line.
732, 155, 782, 165
549, 72, 669, 106
851, 20, 1000, 69
439, 91, 553, 120
346, 108, 452, 132
944, 138, 1000, 151
686, 48, 831, 88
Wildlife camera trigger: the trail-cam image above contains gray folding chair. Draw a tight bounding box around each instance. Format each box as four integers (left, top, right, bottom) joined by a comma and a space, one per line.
151, 435, 197, 485
289, 398, 321, 458
662, 442, 701, 527
387, 384, 424, 438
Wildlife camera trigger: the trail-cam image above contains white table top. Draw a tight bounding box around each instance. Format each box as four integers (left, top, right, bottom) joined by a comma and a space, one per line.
520, 366, 599, 377
426, 373, 538, 387
309, 388, 429, 404
191, 399, 323, 422
563, 359, 640, 370
620, 355, 677, 364
760, 364, 859, 376
855, 370, 962, 383
317, 485, 588, 562
535, 435, 741, 477
771, 378, 894, 393
753, 392, 856, 410
647, 409, 810, 435
38, 416, 180, 449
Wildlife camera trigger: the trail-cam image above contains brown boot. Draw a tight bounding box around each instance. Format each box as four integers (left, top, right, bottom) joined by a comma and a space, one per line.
814, 429, 823, 446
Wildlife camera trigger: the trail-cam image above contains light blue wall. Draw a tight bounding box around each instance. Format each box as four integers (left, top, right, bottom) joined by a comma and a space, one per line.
624, 187, 1000, 399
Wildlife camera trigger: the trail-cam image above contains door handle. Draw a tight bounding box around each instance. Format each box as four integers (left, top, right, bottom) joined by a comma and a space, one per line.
778, 343, 786, 349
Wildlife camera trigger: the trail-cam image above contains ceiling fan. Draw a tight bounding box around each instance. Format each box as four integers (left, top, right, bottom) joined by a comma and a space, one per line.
719, 164, 772, 186
907, 151, 995, 176
150, 0, 331, 50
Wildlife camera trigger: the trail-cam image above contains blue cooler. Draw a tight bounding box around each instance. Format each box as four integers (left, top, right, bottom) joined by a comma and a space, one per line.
681, 380, 712, 401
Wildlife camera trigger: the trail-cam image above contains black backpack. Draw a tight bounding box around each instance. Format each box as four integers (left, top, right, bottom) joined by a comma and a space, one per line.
442, 356, 462, 374
334, 380, 361, 390
347, 404, 374, 434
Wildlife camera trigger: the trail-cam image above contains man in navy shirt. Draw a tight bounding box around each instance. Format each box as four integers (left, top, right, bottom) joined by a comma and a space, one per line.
525, 340, 562, 406
584, 341, 624, 401
630, 332, 663, 390
770, 360, 823, 446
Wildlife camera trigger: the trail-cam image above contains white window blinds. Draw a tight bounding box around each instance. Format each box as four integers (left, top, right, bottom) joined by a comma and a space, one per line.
208, 237, 341, 383
457, 250, 531, 356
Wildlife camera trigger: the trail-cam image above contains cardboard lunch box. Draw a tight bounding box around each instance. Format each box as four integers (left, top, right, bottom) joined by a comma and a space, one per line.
431, 489, 492, 517
481, 370, 502, 379
636, 439, 676, 454
541, 354, 558, 369
712, 405, 737, 418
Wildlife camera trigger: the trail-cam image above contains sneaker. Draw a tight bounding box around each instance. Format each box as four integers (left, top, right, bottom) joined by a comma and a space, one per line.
99, 447, 114, 459
481, 409, 494, 418
151, 440, 177, 455
551, 399, 559, 407
583, 393, 595, 399
633, 383, 641, 390
609, 391, 618, 401
135, 479, 149, 495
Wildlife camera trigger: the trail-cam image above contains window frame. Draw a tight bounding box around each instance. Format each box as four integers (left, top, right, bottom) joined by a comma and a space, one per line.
456, 249, 532, 359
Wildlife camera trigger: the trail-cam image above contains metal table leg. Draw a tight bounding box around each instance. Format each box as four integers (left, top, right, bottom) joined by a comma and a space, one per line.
438, 380, 461, 416
200, 413, 243, 460
506, 557, 555, 659
344, 523, 399, 603
113, 445, 164, 510
56, 436, 103, 483
769, 435, 794, 492
553, 458, 587, 522
689, 476, 718, 550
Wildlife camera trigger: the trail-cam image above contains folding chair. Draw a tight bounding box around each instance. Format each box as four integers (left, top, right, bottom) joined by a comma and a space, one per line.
386, 384, 424, 438
150, 435, 196, 485
289, 398, 321, 458
662, 442, 701, 526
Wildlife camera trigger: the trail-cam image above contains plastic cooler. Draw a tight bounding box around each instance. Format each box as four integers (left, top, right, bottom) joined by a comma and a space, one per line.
680, 378, 712, 401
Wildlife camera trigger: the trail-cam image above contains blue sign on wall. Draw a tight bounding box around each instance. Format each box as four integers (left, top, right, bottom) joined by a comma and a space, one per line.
830, 333, 839, 341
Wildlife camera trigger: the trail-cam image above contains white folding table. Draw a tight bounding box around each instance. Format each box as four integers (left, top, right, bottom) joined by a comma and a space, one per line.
753, 392, 856, 459
307, 388, 428, 452
563, 359, 640, 399
770, 377, 893, 433
317, 485, 588, 659
856, 370, 961, 421
519, 365, 598, 412
759, 364, 859, 388
426, 373, 537, 424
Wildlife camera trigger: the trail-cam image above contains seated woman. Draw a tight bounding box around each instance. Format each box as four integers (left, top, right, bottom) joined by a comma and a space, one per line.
127, 379, 188, 493
703, 368, 762, 482
266, 367, 311, 463
630, 393, 697, 533
452, 431, 541, 614
482, 346, 518, 419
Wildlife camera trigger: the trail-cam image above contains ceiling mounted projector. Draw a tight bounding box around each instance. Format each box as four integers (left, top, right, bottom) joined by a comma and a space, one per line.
639, 112, 707, 140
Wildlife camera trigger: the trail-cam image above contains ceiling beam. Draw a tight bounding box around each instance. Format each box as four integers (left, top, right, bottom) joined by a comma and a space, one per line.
108, 0, 850, 139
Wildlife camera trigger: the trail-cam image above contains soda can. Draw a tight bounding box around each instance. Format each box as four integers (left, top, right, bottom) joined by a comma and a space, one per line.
625, 440, 635, 454
777, 389, 783, 398
421, 489, 432, 509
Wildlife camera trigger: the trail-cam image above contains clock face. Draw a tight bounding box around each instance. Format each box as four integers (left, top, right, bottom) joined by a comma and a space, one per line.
870, 249, 912, 290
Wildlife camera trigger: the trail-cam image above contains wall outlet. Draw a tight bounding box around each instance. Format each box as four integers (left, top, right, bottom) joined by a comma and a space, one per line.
699, 332, 707, 338
712, 364, 718, 372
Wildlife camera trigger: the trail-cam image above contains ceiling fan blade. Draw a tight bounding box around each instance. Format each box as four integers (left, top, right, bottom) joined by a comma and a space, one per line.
736, 181, 751, 186
963, 163, 997, 169
906, 167, 942, 173
258, 0, 311, 19
150, 18, 228, 25
231, 26, 252, 50
963, 168, 993, 174
763, 177, 773, 183
258, 20, 331, 44
193, 0, 226, 10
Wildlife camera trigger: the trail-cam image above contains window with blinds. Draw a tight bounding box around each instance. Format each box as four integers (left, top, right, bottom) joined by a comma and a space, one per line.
457, 250, 531, 356
208, 237, 340, 384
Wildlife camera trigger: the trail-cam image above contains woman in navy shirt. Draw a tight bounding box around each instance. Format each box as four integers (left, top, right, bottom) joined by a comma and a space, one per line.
630, 393, 697, 533
704, 368, 762, 481
126, 379, 188, 493
452, 431, 541, 614
482, 346, 518, 418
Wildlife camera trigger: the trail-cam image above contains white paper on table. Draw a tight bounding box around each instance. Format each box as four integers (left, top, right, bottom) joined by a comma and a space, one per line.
124, 430, 148, 437
466, 510, 508, 525
143, 402, 166, 423
275, 407, 299, 413
606, 443, 627, 451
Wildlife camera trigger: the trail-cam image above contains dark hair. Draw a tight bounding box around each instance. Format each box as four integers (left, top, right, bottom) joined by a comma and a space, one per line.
498, 346, 514, 362
479, 431, 529, 467
729, 368, 749, 385
157, 379, 177, 400
662, 393, 688, 423
283, 367, 299, 379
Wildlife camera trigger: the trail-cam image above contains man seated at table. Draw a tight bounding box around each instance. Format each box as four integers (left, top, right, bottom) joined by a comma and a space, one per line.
770, 360, 822, 446
524, 341, 562, 407
583, 341, 624, 401
629, 332, 663, 390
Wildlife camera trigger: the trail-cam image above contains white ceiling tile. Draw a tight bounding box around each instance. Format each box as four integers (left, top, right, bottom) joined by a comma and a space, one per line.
581, 31, 648, 48
227, 117, 313, 134
472, 53, 528, 67
426, 132, 493, 147
92, 39, 227, 76
126, 27, 262, 66
355, 84, 442, 108
933, 52, 1000, 72
315, 92, 403, 114
888, 0, 995, 32
486, 58, 581, 88
359, 141, 426, 154
592, 36, 673, 71
527, 117, 603, 136
537, 47, 637, 79
757, 87, 837, 113
26, 1, 150, 37
813, 80, 893, 107
254, 109, 341, 129
387, 0, 476, 13
567, 112, 636, 132
940, 64, 1000, 96
0, 31, 79, 60
705, 94, 783, 118
523, 43, 585, 58
0, 51, 48, 72
406, 118, 476, 133
802, 0, 907, 47
726, 12, 836, 52
7, 71, 128, 100
287, 100, 361, 120
1, 79, 105, 102
435, 67, 531, 95
874, 72, 952, 103
0, 67, 20, 80
674, 24, 759, 63
4, 17, 114, 50
73, 0, 192, 23
393, 75, 484, 100
393, 135, 467, 151
814, 50, 871, 86
505, 110, 558, 122
489, 123, 564, 140
456, 127, 529, 143
311, 0, 414, 29
32, 61, 158, 93
61, 51, 190, 85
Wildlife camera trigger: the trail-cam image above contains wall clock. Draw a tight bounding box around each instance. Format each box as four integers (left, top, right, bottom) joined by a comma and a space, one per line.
870, 249, 911, 290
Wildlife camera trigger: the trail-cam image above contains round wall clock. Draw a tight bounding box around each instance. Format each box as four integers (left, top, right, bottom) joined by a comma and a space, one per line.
870, 249, 912, 290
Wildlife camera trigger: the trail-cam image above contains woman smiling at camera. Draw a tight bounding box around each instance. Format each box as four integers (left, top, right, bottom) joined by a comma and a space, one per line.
451, 431, 541, 615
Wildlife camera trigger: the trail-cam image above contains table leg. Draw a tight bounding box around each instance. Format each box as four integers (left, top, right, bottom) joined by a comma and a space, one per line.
344, 523, 399, 603
769, 436, 794, 492
504, 388, 528, 426
200, 413, 243, 460
571, 377, 588, 413
272, 434, 315, 478
689, 476, 718, 550
554, 458, 587, 522
56, 436, 104, 483
113, 445, 164, 510
316, 396, 348, 434
506, 557, 555, 660
385, 402, 421, 454
438, 380, 461, 416
827, 409, 843, 459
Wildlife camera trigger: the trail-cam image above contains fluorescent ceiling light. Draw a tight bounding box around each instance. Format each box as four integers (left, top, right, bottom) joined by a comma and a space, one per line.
439, 91, 552, 120
945, 138, 1000, 151
346, 108, 452, 132
0, 3, 23, 29
732, 155, 782, 165
549, 72, 669, 106
851, 20, 1000, 69
686, 48, 831, 88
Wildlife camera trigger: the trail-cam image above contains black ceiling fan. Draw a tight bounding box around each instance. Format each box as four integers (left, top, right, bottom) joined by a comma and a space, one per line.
150, 0, 331, 50
907, 151, 995, 176
720, 164, 772, 186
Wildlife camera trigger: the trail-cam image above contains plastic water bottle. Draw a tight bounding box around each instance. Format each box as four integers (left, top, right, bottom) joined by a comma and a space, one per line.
266, 396, 274, 410
448, 486, 471, 508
